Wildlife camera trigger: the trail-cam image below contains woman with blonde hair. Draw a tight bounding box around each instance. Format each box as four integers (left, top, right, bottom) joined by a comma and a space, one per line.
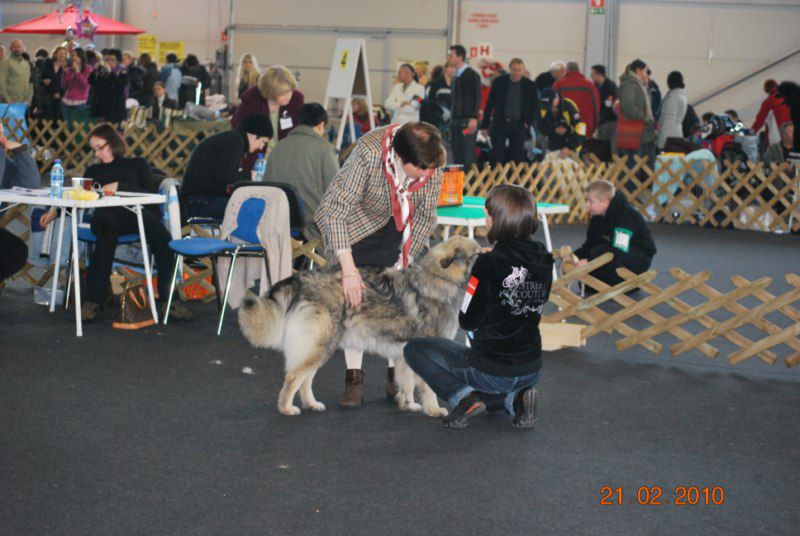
232, 65, 305, 158
236, 52, 261, 101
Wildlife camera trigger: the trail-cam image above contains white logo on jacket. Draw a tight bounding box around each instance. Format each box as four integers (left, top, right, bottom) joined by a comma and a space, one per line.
499, 266, 548, 316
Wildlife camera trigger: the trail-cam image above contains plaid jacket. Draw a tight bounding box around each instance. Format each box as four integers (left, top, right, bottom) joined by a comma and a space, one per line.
315, 126, 444, 265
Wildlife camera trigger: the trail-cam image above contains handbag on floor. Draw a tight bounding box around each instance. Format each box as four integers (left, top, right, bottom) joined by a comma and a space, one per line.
112, 282, 156, 330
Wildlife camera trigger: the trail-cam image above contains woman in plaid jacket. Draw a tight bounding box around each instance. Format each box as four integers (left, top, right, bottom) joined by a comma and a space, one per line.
315, 122, 446, 408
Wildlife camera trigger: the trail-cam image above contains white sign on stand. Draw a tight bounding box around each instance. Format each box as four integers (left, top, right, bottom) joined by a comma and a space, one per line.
323, 38, 375, 151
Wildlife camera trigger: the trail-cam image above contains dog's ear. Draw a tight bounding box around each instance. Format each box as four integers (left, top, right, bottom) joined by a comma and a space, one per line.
439, 254, 455, 269
241, 296, 258, 310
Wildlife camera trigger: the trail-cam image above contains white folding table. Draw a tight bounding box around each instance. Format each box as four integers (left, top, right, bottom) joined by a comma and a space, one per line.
0, 188, 166, 336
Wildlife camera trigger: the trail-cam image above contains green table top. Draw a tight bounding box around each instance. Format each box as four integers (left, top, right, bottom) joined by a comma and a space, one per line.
438, 196, 567, 219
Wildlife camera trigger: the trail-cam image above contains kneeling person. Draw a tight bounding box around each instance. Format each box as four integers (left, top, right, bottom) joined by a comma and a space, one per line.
404, 185, 554, 429
573, 179, 656, 287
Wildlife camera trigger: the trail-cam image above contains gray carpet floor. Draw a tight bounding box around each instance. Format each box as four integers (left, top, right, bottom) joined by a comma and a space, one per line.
1, 223, 798, 535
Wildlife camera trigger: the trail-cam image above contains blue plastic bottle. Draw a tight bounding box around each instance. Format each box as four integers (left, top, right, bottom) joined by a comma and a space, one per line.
253, 153, 266, 182
50, 159, 64, 199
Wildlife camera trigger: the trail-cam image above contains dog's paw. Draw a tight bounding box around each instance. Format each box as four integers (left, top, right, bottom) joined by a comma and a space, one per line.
401, 401, 423, 412
423, 406, 448, 418
305, 401, 326, 412
279, 405, 302, 416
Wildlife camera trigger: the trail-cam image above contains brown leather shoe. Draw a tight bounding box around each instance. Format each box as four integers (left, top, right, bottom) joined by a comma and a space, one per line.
339, 369, 364, 408
386, 367, 397, 401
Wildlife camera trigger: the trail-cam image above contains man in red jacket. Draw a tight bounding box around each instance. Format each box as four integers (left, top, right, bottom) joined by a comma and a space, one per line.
751, 79, 791, 146
553, 62, 600, 138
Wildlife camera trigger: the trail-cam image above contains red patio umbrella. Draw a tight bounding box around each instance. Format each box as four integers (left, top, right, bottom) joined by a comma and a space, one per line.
0, 6, 145, 35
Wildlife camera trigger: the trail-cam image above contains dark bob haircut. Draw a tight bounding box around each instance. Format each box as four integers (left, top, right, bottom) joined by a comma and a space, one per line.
485, 184, 539, 244
88, 123, 127, 157
393, 122, 446, 170
667, 71, 684, 89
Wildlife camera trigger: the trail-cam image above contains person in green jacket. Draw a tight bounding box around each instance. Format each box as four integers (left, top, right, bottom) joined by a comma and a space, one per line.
0, 39, 33, 104
264, 103, 339, 241
617, 59, 655, 165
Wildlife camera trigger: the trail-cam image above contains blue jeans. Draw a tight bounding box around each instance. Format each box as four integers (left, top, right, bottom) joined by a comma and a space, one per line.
404, 337, 540, 416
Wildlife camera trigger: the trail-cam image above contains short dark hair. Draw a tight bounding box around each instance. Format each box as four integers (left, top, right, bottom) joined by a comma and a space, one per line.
702, 112, 714, 122
393, 122, 446, 170
566, 61, 580, 72
104, 48, 122, 63
628, 59, 647, 73
88, 123, 127, 157
591, 64, 606, 77
184, 54, 199, 68
35, 48, 48, 59
166, 53, 178, 64
449, 45, 467, 60
485, 185, 539, 244
299, 103, 328, 127
764, 79, 778, 93
667, 71, 684, 89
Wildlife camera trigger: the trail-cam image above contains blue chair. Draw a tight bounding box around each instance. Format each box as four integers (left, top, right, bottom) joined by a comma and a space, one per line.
163, 196, 271, 335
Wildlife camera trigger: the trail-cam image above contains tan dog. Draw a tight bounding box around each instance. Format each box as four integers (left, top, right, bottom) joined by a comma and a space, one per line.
238, 236, 481, 417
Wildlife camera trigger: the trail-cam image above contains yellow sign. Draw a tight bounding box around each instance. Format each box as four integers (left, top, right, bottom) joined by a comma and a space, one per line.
339, 50, 349, 70
158, 41, 185, 65
137, 34, 157, 58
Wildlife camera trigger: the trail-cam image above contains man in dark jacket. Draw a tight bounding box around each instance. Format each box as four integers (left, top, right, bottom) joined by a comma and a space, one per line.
89, 49, 128, 123
180, 113, 272, 220
480, 58, 539, 164
590, 64, 618, 145
573, 179, 656, 287
447, 45, 481, 167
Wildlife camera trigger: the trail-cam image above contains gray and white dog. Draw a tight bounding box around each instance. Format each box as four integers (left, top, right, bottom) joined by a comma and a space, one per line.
238, 236, 481, 417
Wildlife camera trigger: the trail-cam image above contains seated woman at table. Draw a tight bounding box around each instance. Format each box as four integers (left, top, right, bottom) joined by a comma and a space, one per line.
570, 179, 656, 289
179, 113, 272, 221
39, 123, 192, 322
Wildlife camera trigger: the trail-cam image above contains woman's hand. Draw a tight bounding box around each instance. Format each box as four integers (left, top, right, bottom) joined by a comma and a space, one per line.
39, 209, 57, 229
342, 271, 365, 308
103, 182, 119, 194
338, 250, 364, 307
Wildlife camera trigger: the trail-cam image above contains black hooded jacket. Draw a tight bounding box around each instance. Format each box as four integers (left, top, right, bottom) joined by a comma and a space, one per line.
575, 190, 656, 261
459, 238, 554, 377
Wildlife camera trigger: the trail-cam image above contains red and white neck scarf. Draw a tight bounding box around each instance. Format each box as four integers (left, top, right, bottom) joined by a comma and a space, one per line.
381, 124, 433, 268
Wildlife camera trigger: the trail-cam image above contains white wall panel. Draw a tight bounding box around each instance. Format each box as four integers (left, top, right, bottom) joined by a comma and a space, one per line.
459, 0, 586, 75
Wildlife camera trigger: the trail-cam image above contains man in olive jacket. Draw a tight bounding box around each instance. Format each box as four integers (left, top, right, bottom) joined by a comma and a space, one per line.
264, 103, 339, 241
618, 59, 656, 163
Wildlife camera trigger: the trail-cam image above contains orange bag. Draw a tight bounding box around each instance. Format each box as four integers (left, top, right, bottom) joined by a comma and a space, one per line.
437, 165, 464, 207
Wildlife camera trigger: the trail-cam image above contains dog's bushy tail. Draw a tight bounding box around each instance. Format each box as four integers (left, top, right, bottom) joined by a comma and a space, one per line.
238, 278, 296, 350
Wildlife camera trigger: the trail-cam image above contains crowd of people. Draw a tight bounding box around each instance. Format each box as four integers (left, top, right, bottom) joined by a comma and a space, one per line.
0, 37, 219, 124
366, 48, 796, 170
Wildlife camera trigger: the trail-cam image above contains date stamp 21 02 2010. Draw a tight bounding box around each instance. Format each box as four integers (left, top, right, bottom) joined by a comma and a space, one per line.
600, 485, 725, 506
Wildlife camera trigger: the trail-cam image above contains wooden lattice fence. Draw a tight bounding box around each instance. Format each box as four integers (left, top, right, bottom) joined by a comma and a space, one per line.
2, 116, 228, 177
463, 156, 800, 233
545, 251, 800, 368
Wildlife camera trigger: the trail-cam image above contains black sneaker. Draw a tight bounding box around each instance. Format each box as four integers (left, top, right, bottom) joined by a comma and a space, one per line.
511, 388, 538, 429
442, 392, 486, 429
